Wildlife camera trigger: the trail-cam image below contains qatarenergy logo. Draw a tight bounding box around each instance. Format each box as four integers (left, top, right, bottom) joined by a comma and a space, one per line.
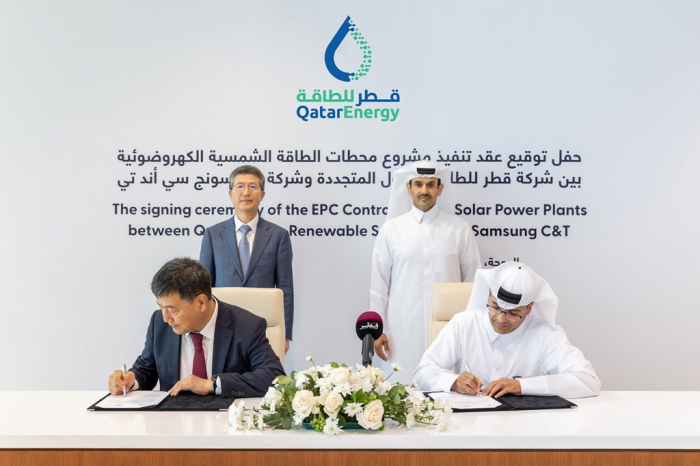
295, 15, 400, 123
325, 15, 372, 82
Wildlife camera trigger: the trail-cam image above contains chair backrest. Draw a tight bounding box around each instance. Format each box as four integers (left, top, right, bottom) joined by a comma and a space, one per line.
429, 282, 474, 345
212, 287, 285, 366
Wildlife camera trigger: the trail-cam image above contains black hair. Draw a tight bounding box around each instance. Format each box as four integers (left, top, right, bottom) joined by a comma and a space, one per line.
150, 257, 212, 301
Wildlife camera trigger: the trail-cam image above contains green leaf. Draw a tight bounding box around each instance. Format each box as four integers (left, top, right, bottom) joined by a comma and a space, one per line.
388, 386, 400, 398
379, 395, 390, 404
393, 394, 401, 404
275, 375, 293, 386
355, 389, 366, 403
398, 385, 406, 395
280, 416, 292, 430
330, 362, 339, 368
337, 414, 347, 427
378, 423, 385, 431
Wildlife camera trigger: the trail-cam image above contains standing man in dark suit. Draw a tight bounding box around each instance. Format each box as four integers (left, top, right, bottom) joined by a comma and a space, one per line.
108, 257, 285, 397
199, 165, 294, 353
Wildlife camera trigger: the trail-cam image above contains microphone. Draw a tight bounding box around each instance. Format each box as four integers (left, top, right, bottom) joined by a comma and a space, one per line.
356, 312, 383, 367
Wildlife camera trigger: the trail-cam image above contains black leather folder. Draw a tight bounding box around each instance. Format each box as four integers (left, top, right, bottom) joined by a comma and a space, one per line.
87, 391, 234, 411
426, 392, 577, 412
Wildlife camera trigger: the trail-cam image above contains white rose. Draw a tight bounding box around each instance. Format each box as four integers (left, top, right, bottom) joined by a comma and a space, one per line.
263, 387, 283, 407
323, 391, 344, 419
329, 367, 351, 384
357, 399, 384, 430
292, 390, 316, 418
316, 391, 329, 405
364, 366, 377, 384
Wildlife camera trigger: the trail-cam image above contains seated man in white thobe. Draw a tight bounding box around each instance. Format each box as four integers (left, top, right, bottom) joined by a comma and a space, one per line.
414, 262, 600, 399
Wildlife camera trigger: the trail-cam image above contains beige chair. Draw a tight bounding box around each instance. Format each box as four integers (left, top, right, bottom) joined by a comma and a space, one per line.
429, 282, 474, 345
212, 287, 285, 366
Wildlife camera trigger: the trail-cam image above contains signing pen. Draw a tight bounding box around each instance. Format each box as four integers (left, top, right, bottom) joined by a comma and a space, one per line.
463, 361, 482, 396
122, 364, 127, 398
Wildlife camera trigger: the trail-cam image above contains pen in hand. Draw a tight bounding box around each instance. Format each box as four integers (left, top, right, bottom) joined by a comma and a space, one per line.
463, 361, 482, 396
122, 364, 127, 398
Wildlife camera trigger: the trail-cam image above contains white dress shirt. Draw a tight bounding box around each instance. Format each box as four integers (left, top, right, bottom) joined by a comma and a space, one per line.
413, 308, 601, 398
233, 214, 259, 249
369, 205, 480, 384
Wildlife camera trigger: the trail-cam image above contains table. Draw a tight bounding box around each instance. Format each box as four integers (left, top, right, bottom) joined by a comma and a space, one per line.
1, 391, 698, 465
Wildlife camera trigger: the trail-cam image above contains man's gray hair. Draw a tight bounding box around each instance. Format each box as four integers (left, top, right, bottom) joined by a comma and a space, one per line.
228, 165, 265, 191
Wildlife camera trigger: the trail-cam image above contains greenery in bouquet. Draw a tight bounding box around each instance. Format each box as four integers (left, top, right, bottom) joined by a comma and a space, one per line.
229, 357, 452, 435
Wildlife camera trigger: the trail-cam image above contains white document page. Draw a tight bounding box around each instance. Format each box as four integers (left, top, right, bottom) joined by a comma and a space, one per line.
95, 391, 169, 409
430, 391, 502, 410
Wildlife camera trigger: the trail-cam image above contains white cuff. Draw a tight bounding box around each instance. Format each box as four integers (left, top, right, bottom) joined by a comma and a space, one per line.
436, 372, 460, 393
518, 376, 550, 396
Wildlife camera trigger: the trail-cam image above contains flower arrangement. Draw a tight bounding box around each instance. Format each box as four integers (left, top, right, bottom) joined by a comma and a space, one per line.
229, 357, 452, 435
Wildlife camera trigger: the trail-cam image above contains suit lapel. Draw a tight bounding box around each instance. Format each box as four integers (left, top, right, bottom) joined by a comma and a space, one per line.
212, 300, 234, 375
244, 217, 271, 285
220, 217, 244, 281
164, 329, 181, 389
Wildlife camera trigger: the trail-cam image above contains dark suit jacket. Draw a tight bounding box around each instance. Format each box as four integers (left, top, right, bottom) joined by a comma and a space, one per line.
199, 216, 294, 340
130, 299, 285, 398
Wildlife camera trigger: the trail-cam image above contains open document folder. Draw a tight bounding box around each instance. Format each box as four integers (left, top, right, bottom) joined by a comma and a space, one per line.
427, 391, 577, 412
429, 392, 502, 410
94, 391, 169, 409
87, 391, 234, 411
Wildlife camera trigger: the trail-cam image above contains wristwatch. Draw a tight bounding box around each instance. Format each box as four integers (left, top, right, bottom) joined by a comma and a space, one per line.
211, 375, 218, 392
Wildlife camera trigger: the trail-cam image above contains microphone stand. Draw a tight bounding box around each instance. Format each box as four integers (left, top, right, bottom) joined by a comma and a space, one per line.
361, 333, 375, 367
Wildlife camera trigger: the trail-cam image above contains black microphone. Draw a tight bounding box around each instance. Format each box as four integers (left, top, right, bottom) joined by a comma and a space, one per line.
356, 312, 383, 367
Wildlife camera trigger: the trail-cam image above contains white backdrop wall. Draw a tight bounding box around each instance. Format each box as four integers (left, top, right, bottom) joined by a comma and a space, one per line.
1, 1, 699, 390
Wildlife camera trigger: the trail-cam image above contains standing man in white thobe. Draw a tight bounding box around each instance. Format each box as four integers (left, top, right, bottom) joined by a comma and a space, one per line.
414, 261, 601, 399
369, 161, 481, 384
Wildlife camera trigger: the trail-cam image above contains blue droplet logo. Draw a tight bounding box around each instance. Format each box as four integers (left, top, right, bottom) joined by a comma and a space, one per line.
325, 16, 372, 82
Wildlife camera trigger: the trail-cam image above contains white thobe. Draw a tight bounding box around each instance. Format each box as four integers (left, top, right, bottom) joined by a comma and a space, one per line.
413, 308, 601, 398
369, 205, 480, 384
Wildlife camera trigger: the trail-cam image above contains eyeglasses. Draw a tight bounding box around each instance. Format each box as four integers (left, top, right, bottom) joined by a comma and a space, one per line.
232, 183, 260, 193
486, 303, 524, 322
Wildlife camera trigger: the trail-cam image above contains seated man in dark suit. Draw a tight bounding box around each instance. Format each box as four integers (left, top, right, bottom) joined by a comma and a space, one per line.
199, 165, 294, 353
107, 257, 285, 397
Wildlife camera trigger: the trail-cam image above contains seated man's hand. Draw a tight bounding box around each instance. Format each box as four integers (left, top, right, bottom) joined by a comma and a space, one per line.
168, 375, 214, 396
450, 371, 483, 395
482, 378, 521, 398
108, 370, 135, 395
374, 333, 390, 361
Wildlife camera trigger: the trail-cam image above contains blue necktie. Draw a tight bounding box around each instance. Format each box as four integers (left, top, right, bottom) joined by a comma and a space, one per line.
239, 224, 252, 277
